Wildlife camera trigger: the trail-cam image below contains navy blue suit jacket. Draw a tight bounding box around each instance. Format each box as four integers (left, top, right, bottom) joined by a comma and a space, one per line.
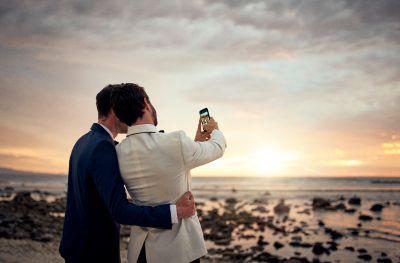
59, 123, 172, 262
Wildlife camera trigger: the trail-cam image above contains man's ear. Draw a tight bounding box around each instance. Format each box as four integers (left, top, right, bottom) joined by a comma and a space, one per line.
143, 97, 151, 111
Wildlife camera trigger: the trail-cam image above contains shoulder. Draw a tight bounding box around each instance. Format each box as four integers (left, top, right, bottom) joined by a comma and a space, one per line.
167, 130, 186, 138
154, 130, 191, 150
93, 138, 116, 153
80, 130, 116, 157
161, 130, 190, 143
70, 131, 117, 170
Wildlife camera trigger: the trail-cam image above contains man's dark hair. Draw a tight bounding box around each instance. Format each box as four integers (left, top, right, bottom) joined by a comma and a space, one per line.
96, 85, 115, 118
111, 83, 148, 126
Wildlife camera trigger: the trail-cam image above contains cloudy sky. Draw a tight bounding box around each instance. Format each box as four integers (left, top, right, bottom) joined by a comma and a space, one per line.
0, 0, 399, 176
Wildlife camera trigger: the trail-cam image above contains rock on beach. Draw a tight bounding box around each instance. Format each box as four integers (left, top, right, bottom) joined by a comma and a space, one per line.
274, 199, 290, 214
348, 196, 362, 206
370, 203, 385, 212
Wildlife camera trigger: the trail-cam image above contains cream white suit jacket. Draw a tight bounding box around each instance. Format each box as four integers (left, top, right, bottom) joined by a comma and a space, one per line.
116, 124, 227, 263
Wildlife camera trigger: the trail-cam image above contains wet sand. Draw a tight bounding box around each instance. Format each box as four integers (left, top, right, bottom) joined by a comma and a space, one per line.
0, 189, 399, 262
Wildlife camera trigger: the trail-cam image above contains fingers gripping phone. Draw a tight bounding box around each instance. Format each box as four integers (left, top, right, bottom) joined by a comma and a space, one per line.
199, 108, 210, 132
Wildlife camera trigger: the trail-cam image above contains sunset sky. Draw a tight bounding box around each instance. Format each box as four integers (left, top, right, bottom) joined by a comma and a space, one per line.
0, 0, 399, 177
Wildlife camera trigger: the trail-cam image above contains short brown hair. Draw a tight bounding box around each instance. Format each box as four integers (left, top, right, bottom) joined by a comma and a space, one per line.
110, 83, 148, 126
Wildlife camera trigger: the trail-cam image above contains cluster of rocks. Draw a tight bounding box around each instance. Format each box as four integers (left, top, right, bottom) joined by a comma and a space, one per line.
312, 196, 357, 213
200, 195, 395, 263
312, 196, 386, 221
0, 189, 131, 245
0, 189, 396, 262
0, 191, 66, 242
200, 197, 335, 262
206, 246, 314, 263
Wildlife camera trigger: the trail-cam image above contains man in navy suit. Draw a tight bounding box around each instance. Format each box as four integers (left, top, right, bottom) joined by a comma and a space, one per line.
59, 85, 196, 262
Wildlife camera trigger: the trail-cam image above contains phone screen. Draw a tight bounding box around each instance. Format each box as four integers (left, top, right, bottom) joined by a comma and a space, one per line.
199, 108, 210, 126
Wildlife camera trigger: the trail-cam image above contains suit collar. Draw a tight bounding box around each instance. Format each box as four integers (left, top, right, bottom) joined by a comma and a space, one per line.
91, 123, 114, 140
127, 124, 158, 136
97, 123, 113, 138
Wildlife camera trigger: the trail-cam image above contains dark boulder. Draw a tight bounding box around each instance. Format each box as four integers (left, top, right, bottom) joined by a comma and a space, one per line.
327, 241, 338, 251
358, 248, 368, 253
333, 203, 346, 210
325, 227, 343, 240
345, 246, 355, 252
312, 198, 331, 210
377, 258, 392, 263
344, 208, 357, 213
312, 242, 330, 255
359, 214, 373, 221
348, 196, 361, 205
13, 191, 34, 204
358, 254, 372, 261
274, 199, 290, 214
273, 241, 284, 250
257, 235, 269, 246
370, 203, 385, 212
289, 242, 312, 248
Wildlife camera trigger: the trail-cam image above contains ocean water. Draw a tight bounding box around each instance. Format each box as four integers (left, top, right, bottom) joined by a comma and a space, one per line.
1, 169, 400, 202
191, 176, 400, 202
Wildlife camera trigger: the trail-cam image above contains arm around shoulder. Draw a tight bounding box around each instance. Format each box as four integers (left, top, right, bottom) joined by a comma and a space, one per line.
91, 140, 172, 229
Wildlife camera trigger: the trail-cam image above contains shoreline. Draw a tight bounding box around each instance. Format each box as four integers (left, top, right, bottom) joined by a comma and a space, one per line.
0, 189, 399, 262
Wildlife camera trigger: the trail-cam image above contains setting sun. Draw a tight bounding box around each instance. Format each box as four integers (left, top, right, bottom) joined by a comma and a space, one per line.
249, 149, 299, 176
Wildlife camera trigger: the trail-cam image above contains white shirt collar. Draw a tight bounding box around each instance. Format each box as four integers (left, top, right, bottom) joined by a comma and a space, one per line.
98, 123, 113, 139
127, 124, 158, 136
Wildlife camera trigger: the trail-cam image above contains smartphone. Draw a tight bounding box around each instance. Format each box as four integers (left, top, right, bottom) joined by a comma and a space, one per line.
199, 108, 210, 131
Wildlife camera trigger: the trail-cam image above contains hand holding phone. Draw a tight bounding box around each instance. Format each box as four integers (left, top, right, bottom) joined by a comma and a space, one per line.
203, 117, 219, 133
195, 119, 209, 142
199, 108, 210, 129
195, 108, 219, 141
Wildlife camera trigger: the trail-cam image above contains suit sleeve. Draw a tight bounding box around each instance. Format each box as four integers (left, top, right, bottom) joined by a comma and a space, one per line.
179, 129, 227, 170
91, 140, 172, 229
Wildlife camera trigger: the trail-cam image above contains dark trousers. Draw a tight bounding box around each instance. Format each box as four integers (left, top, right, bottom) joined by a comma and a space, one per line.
138, 245, 200, 263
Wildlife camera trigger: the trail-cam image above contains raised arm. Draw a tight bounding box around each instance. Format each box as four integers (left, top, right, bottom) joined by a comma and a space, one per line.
180, 117, 227, 170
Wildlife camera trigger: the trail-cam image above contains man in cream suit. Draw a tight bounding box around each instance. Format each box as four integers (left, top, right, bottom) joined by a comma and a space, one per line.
111, 83, 227, 263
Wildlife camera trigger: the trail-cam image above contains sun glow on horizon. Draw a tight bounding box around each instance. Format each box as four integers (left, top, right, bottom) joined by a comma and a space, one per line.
248, 149, 299, 176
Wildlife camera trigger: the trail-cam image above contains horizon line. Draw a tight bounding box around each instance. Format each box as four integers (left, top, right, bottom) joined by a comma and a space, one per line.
1, 167, 400, 178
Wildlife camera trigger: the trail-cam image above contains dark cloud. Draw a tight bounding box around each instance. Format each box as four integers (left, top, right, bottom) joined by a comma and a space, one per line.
193, 0, 400, 55
1, 0, 398, 122
1, 0, 399, 56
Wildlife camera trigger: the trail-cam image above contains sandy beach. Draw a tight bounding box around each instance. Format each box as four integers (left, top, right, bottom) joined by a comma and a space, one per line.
1, 187, 399, 263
